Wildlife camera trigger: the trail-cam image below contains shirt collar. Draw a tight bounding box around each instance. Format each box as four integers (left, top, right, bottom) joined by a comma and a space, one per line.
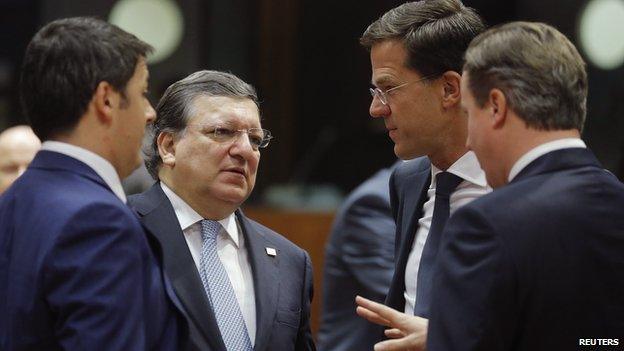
41, 141, 126, 203
508, 138, 586, 182
430, 150, 488, 188
160, 182, 240, 247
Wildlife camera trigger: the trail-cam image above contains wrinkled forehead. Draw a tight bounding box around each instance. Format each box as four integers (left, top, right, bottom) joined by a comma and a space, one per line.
189, 95, 260, 127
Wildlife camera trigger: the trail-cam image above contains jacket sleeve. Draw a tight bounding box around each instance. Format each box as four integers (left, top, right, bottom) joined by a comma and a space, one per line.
295, 251, 316, 351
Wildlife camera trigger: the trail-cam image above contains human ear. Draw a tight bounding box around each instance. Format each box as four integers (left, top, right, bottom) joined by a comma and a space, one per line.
157, 131, 176, 167
441, 71, 462, 108
489, 89, 508, 129
93, 81, 117, 125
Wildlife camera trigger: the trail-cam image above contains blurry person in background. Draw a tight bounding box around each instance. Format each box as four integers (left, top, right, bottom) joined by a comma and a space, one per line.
0, 17, 186, 350
0, 125, 40, 194
318, 161, 399, 351
355, 1, 487, 350
129, 70, 315, 351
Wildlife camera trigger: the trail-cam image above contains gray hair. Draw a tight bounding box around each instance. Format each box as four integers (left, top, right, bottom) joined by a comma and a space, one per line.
144, 70, 259, 179
360, 0, 485, 77
463, 21, 588, 132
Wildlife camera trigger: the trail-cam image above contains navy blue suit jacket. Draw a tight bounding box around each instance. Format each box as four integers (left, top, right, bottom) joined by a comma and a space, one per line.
318, 163, 398, 351
428, 148, 624, 350
0, 151, 184, 350
128, 183, 316, 351
385, 157, 431, 312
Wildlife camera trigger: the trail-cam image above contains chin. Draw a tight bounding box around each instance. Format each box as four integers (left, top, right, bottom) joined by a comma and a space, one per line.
217, 188, 251, 205
395, 146, 422, 161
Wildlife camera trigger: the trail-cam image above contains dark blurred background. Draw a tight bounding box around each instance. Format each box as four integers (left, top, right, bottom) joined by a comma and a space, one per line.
2, 0, 623, 208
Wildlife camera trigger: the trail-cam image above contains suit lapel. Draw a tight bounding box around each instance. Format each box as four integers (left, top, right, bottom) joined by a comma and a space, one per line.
401, 168, 432, 252
236, 211, 279, 351
135, 184, 226, 351
392, 162, 431, 308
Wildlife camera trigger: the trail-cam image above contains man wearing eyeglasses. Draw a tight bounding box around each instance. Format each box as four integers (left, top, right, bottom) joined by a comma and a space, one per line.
128, 70, 315, 351
354, 1, 489, 350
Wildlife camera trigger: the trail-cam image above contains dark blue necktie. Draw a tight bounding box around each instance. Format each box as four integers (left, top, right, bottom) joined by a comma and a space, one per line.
414, 171, 463, 317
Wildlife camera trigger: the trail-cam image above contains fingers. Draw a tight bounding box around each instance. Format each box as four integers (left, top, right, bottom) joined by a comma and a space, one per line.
356, 306, 392, 327
374, 334, 426, 351
355, 295, 406, 326
385, 328, 406, 339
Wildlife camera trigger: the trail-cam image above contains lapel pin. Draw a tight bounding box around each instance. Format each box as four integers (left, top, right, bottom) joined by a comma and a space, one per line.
265, 247, 277, 257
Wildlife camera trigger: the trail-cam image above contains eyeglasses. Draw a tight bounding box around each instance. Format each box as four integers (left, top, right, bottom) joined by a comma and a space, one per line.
188, 125, 273, 150
369, 73, 440, 105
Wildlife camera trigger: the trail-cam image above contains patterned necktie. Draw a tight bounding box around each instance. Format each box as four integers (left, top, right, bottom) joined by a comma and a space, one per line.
414, 172, 463, 317
199, 219, 253, 351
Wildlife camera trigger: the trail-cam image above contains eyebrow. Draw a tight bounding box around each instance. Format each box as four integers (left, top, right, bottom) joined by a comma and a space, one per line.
371, 75, 396, 87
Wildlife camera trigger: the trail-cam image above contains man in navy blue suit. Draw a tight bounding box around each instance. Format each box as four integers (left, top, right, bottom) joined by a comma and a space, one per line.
357, 22, 624, 351
0, 17, 185, 350
427, 21, 624, 350
128, 70, 315, 351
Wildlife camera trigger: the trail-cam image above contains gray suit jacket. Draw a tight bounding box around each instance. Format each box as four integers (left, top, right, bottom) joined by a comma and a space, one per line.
318, 163, 398, 351
128, 183, 315, 351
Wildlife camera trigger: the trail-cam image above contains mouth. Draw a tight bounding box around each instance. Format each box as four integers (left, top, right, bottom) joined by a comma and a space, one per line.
223, 167, 246, 177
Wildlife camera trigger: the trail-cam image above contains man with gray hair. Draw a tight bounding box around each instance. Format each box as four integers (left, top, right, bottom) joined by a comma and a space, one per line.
358, 21, 624, 351
129, 70, 315, 351
428, 21, 624, 350
355, 1, 487, 350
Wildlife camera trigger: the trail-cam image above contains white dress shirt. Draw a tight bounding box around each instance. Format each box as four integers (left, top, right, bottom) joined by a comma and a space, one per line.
160, 182, 256, 344
404, 151, 491, 314
508, 138, 586, 182
41, 141, 126, 203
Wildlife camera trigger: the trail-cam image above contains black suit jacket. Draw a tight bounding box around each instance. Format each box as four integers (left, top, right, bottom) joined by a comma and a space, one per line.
385, 157, 431, 312
428, 148, 624, 350
128, 183, 315, 351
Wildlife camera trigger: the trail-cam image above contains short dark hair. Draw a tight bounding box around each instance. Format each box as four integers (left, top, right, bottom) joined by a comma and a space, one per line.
145, 70, 259, 179
19, 17, 153, 140
360, 0, 485, 77
463, 21, 588, 132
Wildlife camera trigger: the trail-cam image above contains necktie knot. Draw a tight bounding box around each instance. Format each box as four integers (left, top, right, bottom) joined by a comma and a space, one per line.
435, 172, 463, 198
201, 219, 221, 242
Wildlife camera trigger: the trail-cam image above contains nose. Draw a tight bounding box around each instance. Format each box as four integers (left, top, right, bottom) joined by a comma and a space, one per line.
229, 132, 257, 160
145, 103, 156, 124
369, 97, 390, 119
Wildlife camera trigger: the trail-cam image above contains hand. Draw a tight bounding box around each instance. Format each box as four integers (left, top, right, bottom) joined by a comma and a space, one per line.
355, 295, 428, 351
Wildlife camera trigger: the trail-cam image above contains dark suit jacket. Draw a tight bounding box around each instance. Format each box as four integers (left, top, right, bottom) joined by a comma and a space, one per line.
128, 183, 316, 351
428, 148, 624, 350
385, 157, 431, 312
0, 151, 184, 350
318, 163, 398, 351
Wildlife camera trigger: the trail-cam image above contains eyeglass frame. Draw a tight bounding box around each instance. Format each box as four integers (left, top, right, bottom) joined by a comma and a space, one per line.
185, 124, 274, 150
369, 73, 441, 105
